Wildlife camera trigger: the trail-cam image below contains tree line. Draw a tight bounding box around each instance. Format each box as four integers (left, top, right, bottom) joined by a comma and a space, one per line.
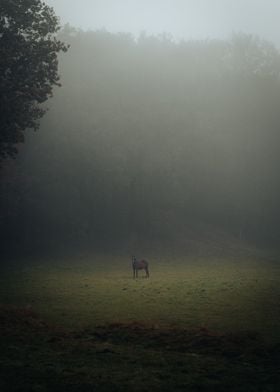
1, 26, 280, 255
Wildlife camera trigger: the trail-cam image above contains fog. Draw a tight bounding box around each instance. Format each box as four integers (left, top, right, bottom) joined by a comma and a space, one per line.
2, 4, 280, 389
44, 0, 280, 46
1, 1, 280, 259
1, 26, 280, 257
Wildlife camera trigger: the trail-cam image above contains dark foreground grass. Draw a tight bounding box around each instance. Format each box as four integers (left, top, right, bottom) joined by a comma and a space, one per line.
1, 254, 280, 391
0, 305, 279, 392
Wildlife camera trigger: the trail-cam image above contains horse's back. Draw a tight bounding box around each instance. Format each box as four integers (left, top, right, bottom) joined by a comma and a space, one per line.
139, 259, 148, 268
133, 259, 148, 269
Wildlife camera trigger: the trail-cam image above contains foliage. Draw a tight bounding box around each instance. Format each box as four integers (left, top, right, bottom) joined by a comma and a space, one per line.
1, 29, 280, 252
0, 0, 68, 160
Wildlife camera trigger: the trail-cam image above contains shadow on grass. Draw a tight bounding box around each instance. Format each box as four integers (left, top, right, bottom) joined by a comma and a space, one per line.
0, 305, 279, 391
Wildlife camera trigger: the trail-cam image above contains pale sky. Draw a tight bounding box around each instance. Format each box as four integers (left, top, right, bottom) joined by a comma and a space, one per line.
45, 0, 280, 45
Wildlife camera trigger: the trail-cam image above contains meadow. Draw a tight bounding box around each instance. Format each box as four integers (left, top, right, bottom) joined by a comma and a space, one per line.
1, 250, 280, 391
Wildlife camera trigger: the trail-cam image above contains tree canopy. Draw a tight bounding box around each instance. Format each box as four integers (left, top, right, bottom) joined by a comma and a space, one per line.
0, 0, 68, 161
1, 28, 280, 254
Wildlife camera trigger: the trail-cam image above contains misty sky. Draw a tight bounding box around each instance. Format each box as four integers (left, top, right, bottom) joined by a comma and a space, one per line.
45, 0, 280, 45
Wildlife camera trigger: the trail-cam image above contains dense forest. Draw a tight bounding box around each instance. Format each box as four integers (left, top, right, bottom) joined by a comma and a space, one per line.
1, 28, 280, 256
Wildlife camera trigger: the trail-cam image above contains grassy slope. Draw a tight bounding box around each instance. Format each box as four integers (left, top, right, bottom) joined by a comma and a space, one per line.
0, 251, 280, 391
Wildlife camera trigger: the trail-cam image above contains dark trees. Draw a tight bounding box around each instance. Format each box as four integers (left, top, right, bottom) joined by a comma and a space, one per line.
0, 0, 68, 161
1, 29, 280, 254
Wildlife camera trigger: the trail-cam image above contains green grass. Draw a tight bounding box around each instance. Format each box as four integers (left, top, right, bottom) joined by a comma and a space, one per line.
0, 253, 280, 391
1, 254, 280, 335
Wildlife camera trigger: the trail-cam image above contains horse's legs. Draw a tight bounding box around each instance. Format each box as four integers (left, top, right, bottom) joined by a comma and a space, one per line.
145, 267, 149, 278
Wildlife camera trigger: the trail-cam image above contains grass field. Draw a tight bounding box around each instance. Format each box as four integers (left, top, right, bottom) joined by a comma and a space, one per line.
1, 251, 280, 391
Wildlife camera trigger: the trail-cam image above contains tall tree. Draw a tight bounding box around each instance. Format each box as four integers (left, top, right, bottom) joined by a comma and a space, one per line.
0, 0, 68, 161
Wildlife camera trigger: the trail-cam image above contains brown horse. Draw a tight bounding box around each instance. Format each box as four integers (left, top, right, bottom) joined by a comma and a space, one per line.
132, 256, 149, 278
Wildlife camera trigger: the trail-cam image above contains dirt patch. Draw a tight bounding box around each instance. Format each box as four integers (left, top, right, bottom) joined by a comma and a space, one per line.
0, 306, 279, 392
89, 321, 271, 360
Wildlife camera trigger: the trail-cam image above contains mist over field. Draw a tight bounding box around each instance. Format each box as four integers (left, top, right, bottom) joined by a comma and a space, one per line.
1, 1, 280, 391
1, 27, 280, 256
1, 0, 280, 257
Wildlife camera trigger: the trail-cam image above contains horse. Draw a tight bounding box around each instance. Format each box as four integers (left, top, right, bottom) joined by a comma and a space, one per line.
132, 256, 149, 278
